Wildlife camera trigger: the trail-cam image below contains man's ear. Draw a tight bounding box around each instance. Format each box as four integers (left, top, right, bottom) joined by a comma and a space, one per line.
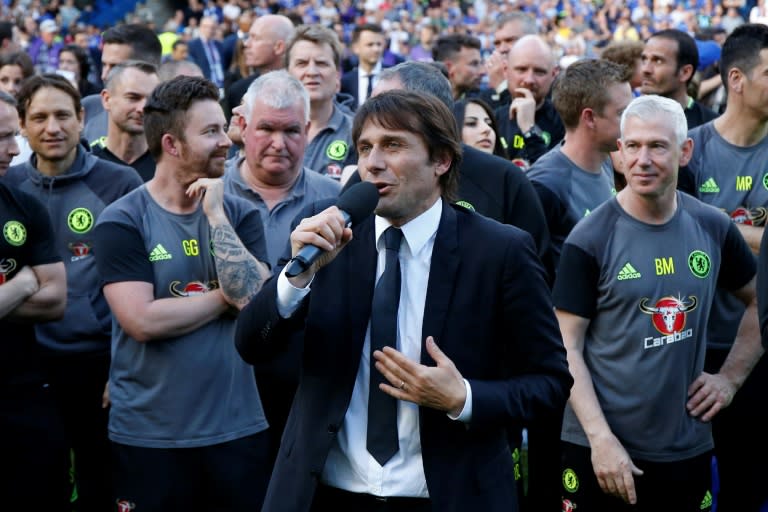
161, 133, 179, 157
100, 89, 110, 111
678, 63, 695, 85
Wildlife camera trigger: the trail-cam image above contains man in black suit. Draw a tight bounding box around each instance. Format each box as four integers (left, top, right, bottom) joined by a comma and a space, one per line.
187, 15, 226, 90
343, 61, 553, 279
235, 90, 572, 512
340, 23, 388, 111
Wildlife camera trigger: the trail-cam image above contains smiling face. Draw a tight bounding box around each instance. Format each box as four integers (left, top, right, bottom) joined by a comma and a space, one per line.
461, 101, 495, 153
173, 99, 231, 183
22, 86, 83, 166
357, 119, 449, 226
618, 115, 692, 200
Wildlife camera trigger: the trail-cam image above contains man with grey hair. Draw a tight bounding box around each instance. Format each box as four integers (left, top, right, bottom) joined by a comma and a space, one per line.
554, 95, 761, 511
224, 69, 339, 468
92, 61, 160, 181
225, 69, 340, 268
188, 15, 226, 90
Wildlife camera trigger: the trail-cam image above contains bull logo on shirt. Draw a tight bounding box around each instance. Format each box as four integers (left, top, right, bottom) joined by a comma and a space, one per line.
169, 280, 220, 297
0, 258, 17, 284
115, 500, 135, 512
639, 295, 698, 349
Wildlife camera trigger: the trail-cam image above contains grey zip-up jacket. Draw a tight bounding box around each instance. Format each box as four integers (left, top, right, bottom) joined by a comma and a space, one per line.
5, 146, 142, 355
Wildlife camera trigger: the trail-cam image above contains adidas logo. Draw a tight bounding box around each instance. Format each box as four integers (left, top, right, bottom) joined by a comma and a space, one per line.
617, 262, 641, 280
700, 490, 713, 510
148, 244, 172, 262
699, 178, 720, 193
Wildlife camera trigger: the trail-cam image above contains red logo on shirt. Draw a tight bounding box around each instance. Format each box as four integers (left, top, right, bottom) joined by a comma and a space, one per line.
169, 280, 220, 297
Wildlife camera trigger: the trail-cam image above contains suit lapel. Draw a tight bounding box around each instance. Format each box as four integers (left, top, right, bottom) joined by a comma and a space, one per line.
421, 203, 460, 365
347, 216, 377, 348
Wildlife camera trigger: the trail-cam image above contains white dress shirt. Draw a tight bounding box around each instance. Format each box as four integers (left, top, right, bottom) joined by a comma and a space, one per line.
357, 61, 383, 108
276, 198, 472, 497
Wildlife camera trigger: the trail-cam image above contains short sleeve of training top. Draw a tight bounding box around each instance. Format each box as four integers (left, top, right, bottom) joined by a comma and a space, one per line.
553, 192, 754, 462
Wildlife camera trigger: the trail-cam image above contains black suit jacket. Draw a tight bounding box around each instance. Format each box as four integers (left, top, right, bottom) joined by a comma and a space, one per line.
187, 37, 225, 83
236, 202, 572, 512
340, 68, 360, 110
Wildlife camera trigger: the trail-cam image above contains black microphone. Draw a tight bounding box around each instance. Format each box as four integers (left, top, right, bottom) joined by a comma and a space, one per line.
284, 181, 379, 278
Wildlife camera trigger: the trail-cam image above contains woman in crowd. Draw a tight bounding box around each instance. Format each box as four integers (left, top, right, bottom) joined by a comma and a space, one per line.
453, 97, 509, 159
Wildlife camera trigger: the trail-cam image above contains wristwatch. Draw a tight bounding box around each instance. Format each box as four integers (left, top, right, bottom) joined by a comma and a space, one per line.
522, 124, 543, 139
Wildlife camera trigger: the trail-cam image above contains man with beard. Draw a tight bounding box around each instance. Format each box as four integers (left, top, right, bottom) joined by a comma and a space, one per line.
91, 61, 160, 182
639, 29, 719, 130
495, 35, 564, 171
432, 34, 486, 100
93, 76, 273, 511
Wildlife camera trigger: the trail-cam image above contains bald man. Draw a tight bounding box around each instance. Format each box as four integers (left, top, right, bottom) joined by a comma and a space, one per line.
226, 15, 296, 118
494, 35, 564, 170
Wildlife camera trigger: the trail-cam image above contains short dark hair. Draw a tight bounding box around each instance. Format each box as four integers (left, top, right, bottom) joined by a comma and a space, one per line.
552, 59, 627, 129
143, 76, 219, 159
0, 51, 34, 79
379, 61, 454, 110
171, 39, 188, 51
720, 23, 768, 87
649, 29, 699, 85
105, 60, 158, 90
351, 23, 383, 45
102, 23, 162, 67
432, 34, 482, 62
17, 74, 82, 122
352, 90, 462, 201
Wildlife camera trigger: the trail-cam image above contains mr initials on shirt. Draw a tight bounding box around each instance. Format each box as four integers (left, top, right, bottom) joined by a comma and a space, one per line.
736, 176, 753, 191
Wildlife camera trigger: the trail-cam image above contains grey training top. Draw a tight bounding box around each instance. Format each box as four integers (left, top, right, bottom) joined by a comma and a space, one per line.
93, 186, 269, 448
688, 122, 768, 347
527, 144, 616, 270
223, 159, 340, 267
554, 193, 754, 462
302, 104, 356, 180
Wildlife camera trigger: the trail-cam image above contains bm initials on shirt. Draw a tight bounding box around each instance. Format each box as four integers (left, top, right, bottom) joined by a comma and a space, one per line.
736, 176, 753, 191
655, 257, 674, 276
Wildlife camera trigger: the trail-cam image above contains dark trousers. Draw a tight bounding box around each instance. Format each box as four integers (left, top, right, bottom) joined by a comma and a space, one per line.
561, 441, 713, 511
43, 351, 111, 512
705, 349, 768, 512
112, 430, 270, 512
311, 484, 432, 512
0, 382, 71, 509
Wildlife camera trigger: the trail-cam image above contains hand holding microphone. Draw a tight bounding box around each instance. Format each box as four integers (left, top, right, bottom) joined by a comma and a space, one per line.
285, 181, 379, 280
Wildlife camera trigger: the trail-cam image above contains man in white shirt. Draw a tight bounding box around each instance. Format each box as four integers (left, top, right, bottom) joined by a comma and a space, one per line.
235, 90, 572, 512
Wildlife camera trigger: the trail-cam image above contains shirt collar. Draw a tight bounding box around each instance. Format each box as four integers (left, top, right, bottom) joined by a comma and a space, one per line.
359, 61, 383, 78
374, 197, 442, 255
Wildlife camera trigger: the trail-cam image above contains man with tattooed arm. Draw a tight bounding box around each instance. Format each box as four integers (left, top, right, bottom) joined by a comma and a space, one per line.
93, 76, 272, 511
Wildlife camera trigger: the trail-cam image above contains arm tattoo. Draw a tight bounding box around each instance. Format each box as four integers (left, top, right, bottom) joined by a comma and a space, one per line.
211, 223, 268, 309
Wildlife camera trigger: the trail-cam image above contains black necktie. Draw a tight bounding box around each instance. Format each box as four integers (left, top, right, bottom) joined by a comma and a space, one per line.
367, 226, 402, 466
365, 73, 375, 101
